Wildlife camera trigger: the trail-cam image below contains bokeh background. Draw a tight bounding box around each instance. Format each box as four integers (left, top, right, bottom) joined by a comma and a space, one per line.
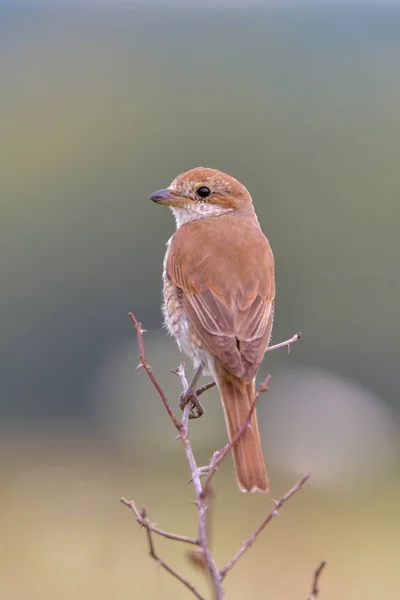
2, 1, 400, 598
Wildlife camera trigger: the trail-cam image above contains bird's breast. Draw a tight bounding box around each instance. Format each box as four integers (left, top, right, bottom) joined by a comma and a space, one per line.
162, 240, 211, 372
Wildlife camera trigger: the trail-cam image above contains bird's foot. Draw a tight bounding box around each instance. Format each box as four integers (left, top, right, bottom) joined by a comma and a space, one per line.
179, 388, 205, 419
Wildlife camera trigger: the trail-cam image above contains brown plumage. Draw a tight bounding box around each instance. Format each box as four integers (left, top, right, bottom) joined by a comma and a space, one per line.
150, 167, 275, 492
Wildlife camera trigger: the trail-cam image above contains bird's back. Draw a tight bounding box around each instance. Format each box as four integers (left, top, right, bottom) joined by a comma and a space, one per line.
169, 213, 275, 303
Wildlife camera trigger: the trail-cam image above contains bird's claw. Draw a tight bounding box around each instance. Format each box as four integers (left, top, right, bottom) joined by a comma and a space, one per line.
179, 389, 205, 419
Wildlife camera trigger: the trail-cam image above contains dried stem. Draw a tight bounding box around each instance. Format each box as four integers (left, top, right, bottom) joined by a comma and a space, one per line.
219, 474, 310, 580
265, 331, 302, 353
196, 381, 216, 396
141, 507, 206, 600
126, 318, 223, 599
123, 313, 323, 600
308, 560, 327, 600
128, 312, 181, 429
120, 497, 199, 545
175, 363, 224, 600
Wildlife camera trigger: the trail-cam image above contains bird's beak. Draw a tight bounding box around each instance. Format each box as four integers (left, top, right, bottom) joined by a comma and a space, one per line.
149, 188, 193, 207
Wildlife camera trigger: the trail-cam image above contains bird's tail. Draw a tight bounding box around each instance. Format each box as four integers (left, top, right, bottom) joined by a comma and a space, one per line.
215, 366, 269, 493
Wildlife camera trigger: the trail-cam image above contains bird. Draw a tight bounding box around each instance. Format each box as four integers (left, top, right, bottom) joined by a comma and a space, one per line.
150, 167, 275, 493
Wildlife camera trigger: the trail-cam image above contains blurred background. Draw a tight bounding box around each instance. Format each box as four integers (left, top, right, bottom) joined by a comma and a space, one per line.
2, 1, 400, 598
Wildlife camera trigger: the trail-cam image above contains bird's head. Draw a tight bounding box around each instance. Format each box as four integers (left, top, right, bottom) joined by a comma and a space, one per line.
150, 167, 254, 228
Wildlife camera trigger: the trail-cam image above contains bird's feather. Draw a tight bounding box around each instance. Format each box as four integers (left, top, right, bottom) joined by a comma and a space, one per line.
166, 213, 275, 381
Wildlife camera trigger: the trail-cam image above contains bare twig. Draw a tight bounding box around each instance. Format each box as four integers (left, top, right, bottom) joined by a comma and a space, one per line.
219, 473, 310, 580
127, 317, 223, 599
308, 560, 327, 600
187, 485, 216, 573
193, 331, 300, 400
201, 375, 272, 500
120, 497, 199, 545
124, 313, 316, 600
196, 380, 216, 396
265, 331, 302, 354
171, 361, 190, 395
175, 363, 224, 600
128, 312, 181, 429
140, 507, 207, 600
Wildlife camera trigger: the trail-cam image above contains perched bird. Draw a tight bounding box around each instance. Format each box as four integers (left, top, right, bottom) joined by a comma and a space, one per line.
150, 168, 275, 493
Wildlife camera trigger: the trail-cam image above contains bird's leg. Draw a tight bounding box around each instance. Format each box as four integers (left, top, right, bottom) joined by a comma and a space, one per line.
180, 365, 205, 419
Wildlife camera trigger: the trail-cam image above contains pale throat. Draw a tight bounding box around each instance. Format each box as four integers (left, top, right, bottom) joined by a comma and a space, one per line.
171, 203, 233, 229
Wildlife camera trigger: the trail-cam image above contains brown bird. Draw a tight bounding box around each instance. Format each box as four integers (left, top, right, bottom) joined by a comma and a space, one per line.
150, 167, 275, 493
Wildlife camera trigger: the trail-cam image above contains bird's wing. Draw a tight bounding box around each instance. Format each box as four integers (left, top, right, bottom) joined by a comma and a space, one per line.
166, 218, 275, 381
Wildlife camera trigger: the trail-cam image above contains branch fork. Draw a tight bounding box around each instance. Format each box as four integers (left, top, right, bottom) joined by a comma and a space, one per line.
122, 312, 325, 599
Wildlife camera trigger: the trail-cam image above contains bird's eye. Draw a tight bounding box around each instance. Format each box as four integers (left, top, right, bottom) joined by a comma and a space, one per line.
196, 186, 211, 199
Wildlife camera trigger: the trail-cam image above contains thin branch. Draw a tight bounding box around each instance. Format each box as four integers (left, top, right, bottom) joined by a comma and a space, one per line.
127, 318, 223, 599
308, 560, 327, 600
265, 331, 302, 354
128, 312, 181, 429
200, 375, 272, 500
192, 332, 300, 399
175, 363, 224, 600
171, 361, 190, 395
125, 313, 313, 600
196, 380, 216, 396
120, 497, 199, 545
141, 507, 207, 600
219, 473, 310, 580
186, 485, 216, 574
